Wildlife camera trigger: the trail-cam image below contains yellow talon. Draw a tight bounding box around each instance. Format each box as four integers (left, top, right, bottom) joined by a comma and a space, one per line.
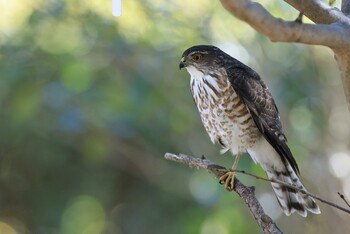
219, 171, 236, 191
219, 152, 241, 192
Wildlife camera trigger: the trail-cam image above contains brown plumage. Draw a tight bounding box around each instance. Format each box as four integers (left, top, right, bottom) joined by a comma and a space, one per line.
180, 45, 320, 217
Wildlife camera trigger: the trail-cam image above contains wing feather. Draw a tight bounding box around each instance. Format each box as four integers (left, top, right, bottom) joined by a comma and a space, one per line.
225, 62, 299, 174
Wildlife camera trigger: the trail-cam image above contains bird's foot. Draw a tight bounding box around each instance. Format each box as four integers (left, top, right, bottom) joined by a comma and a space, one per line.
219, 171, 236, 191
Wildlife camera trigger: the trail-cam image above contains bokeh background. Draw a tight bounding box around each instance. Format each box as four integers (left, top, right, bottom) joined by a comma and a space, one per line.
1, 0, 350, 233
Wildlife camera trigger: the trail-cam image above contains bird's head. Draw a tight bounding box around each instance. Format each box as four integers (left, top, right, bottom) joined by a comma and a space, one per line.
179, 45, 225, 74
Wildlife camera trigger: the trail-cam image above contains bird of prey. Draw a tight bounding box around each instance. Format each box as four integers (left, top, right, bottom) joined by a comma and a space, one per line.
179, 45, 320, 217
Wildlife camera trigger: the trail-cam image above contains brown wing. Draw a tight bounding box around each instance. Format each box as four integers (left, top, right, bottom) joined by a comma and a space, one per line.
225, 62, 299, 174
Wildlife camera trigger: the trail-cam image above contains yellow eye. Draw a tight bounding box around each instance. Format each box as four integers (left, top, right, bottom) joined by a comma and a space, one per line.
192, 54, 202, 61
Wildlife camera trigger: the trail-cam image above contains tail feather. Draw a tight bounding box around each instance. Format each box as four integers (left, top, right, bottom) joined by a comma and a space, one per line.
248, 138, 320, 217
266, 163, 320, 217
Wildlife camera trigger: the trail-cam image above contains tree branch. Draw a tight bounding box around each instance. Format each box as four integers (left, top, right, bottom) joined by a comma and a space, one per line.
284, 0, 346, 24
164, 152, 283, 234
219, 0, 349, 47
165, 152, 350, 231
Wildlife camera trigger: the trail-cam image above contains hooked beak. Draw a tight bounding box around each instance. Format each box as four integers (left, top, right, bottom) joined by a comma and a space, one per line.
179, 61, 186, 69
179, 57, 186, 69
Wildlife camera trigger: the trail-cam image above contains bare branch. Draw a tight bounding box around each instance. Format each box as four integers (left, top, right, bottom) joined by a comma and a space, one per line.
219, 0, 349, 48
165, 152, 350, 217
164, 152, 283, 234
285, 0, 346, 24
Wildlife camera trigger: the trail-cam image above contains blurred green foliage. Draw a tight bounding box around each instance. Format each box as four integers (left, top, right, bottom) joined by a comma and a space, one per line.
0, 0, 349, 234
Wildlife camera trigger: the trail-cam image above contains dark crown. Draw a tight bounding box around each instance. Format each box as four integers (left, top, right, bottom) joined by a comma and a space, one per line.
182, 45, 221, 58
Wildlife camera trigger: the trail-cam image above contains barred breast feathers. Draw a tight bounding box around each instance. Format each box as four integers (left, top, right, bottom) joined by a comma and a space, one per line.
188, 66, 258, 154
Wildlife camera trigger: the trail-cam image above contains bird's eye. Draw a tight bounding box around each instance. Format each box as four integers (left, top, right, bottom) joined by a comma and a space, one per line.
192, 54, 202, 61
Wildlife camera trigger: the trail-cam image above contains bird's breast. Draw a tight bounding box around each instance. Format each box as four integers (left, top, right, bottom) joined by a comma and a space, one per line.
190, 70, 260, 154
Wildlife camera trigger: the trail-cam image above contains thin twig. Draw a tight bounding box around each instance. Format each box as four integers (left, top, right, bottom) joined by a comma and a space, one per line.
337, 192, 350, 208
232, 169, 350, 214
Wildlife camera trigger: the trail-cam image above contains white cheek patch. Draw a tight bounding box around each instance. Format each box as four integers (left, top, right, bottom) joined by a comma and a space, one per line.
186, 66, 204, 80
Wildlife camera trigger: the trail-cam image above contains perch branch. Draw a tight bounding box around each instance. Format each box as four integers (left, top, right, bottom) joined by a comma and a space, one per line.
165, 152, 350, 218
232, 169, 350, 214
165, 152, 283, 234
219, 0, 349, 47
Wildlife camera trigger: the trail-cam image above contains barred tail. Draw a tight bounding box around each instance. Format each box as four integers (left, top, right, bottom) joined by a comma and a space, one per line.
248, 139, 321, 217
265, 163, 320, 217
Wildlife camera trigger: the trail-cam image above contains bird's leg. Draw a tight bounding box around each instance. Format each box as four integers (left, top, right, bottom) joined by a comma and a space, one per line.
219, 153, 241, 191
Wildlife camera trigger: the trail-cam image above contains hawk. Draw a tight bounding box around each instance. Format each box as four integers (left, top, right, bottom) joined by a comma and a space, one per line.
179, 45, 320, 217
